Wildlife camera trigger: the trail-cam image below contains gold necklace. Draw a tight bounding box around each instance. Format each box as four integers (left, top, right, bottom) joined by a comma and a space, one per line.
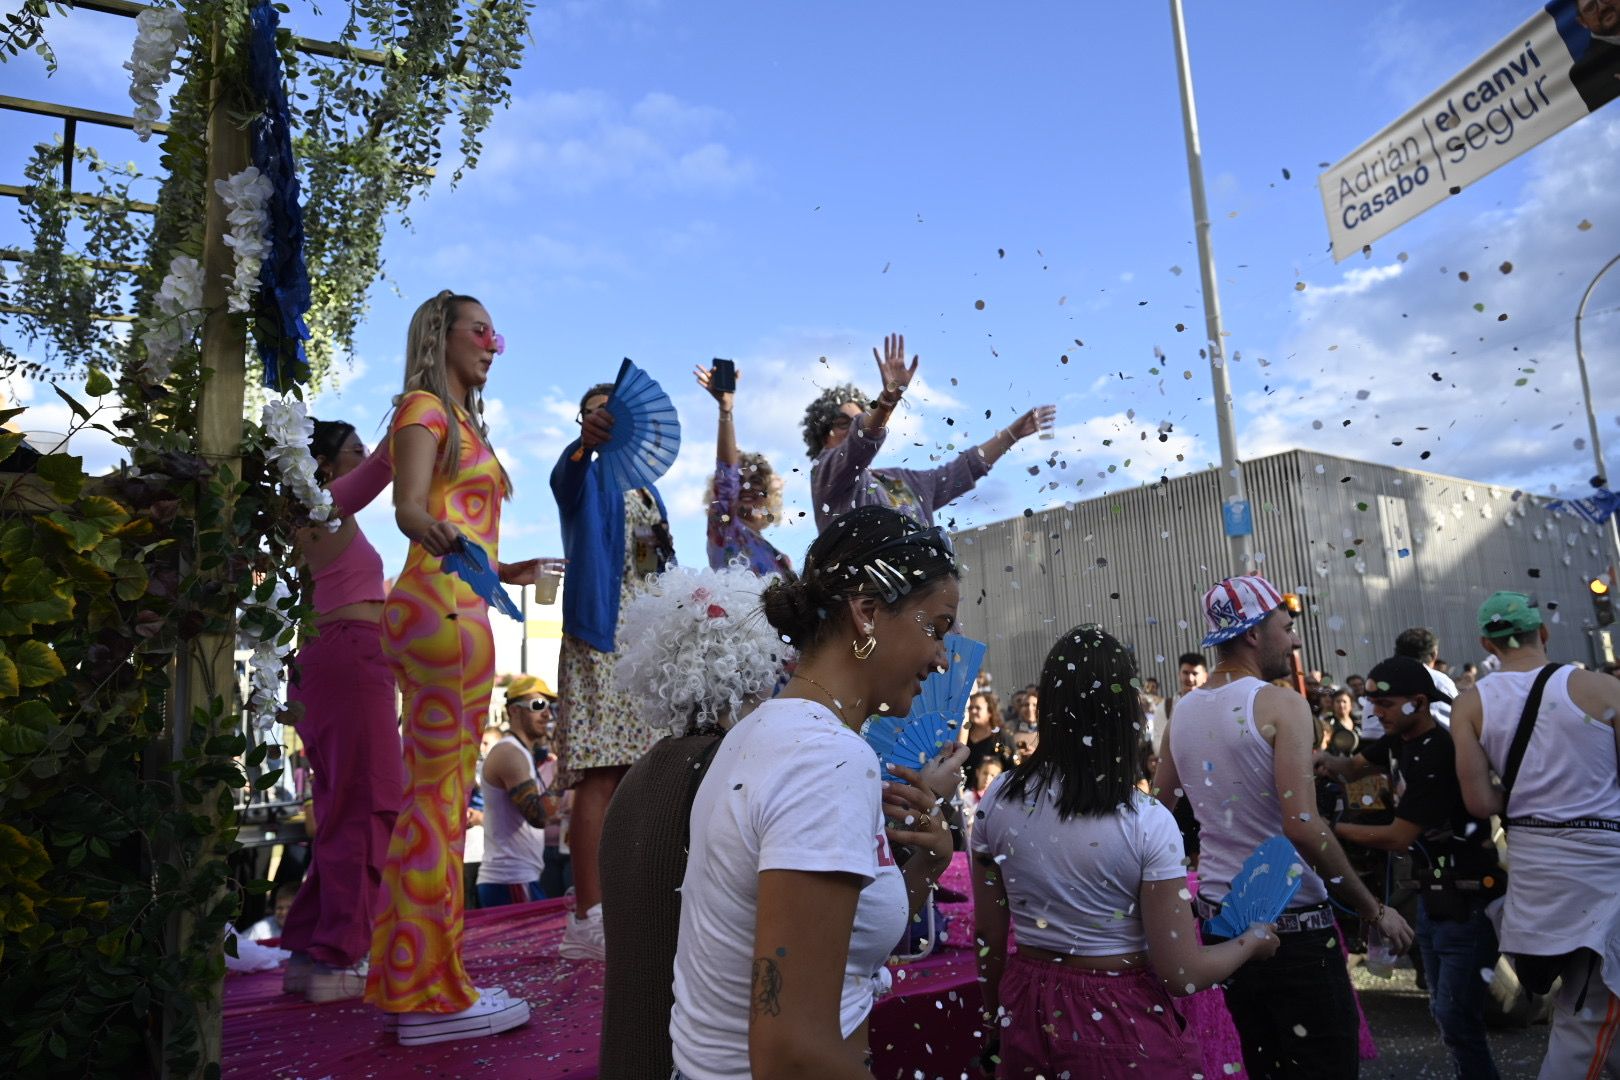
789, 673, 853, 726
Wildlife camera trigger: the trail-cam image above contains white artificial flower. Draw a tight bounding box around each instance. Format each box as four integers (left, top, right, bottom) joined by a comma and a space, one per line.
140, 254, 204, 383
214, 167, 273, 313
260, 397, 340, 532
125, 8, 188, 141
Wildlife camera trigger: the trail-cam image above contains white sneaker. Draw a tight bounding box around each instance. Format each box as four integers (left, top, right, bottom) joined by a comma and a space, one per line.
305, 959, 369, 1004
383, 987, 506, 1031
395, 993, 530, 1046
558, 903, 605, 962
282, 953, 313, 995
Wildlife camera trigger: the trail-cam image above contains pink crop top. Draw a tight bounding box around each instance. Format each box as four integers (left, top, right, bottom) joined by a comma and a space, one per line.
311, 446, 392, 613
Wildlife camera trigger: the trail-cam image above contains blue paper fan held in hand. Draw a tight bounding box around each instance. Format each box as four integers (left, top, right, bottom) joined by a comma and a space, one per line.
568, 357, 682, 493
441, 537, 523, 622
1205, 835, 1305, 939
863, 634, 988, 783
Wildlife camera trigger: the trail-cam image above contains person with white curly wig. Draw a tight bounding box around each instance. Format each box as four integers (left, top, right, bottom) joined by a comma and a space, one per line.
596, 562, 792, 1080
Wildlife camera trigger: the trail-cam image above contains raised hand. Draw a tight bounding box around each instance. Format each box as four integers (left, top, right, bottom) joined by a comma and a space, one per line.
580, 405, 615, 449
694, 363, 736, 411
872, 333, 919, 402
1006, 406, 1052, 441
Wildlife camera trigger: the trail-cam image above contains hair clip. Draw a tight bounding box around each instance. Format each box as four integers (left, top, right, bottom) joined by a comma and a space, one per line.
862, 557, 913, 603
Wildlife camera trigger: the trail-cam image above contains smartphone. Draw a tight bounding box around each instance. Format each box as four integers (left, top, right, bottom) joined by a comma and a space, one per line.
711, 358, 737, 393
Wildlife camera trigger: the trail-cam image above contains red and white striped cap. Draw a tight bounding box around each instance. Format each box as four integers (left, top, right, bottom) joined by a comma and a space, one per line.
1200, 575, 1286, 647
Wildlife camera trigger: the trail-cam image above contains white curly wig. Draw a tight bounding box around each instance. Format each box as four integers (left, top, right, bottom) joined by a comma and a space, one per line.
613, 561, 794, 735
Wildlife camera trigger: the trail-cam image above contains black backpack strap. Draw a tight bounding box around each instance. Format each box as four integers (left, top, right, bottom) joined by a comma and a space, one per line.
1501, 664, 1561, 810
679, 735, 724, 853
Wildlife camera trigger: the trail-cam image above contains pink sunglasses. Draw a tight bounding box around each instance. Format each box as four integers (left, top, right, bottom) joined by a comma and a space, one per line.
458, 322, 506, 355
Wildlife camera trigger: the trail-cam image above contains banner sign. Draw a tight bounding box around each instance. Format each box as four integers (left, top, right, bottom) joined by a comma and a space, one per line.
1548, 487, 1620, 525
1319, 0, 1618, 261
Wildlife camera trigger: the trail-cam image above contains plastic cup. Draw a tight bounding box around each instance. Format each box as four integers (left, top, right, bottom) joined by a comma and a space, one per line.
1363, 924, 1396, 978
1036, 405, 1057, 440
534, 571, 561, 606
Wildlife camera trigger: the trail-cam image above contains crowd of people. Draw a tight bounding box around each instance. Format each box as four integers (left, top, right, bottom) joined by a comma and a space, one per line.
264, 288, 1620, 1079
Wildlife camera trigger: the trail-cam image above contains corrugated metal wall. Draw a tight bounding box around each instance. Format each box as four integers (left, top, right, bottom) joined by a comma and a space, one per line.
956, 449, 1612, 694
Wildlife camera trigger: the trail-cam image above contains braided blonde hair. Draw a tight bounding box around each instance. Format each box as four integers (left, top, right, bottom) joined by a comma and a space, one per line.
394, 290, 511, 495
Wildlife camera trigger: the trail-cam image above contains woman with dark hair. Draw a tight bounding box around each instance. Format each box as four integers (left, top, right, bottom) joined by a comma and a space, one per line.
962, 689, 1011, 792
971, 625, 1280, 1078
280, 419, 403, 1004
670, 506, 966, 1078
550, 378, 674, 962
804, 333, 1052, 530
695, 363, 791, 576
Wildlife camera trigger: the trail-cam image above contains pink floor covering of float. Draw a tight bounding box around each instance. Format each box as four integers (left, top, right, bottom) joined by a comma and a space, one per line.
222, 856, 1373, 1078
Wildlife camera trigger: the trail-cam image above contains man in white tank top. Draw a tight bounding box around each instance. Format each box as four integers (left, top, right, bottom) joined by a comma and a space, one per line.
1155, 574, 1414, 1079
477, 675, 556, 909
1451, 591, 1620, 1080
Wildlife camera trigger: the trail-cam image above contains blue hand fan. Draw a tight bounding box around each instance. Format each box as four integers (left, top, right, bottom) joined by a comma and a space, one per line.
863, 634, 988, 782
441, 537, 523, 621
590, 357, 682, 493
1205, 835, 1305, 938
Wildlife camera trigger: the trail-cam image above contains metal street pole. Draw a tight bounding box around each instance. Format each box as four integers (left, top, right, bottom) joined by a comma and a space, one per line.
1575, 251, 1620, 589
1169, 0, 1253, 573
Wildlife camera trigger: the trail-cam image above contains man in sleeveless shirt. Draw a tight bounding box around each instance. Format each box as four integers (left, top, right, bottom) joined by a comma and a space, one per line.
1452, 591, 1620, 1080
476, 675, 555, 907
1154, 574, 1413, 1079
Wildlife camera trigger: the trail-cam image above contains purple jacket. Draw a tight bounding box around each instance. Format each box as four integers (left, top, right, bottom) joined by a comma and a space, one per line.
810, 411, 991, 531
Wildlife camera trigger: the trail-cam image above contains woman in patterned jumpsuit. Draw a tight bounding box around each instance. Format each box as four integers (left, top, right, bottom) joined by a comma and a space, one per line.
364, 290, 552, 1046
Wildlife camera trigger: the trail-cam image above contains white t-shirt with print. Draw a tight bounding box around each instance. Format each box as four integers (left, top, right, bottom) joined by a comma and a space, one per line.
670, 697, 909, 1080
970, 773, 1186, 955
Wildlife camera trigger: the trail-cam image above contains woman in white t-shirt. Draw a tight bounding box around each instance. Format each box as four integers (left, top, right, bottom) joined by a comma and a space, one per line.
972, 625, 1279, 1079
671, 506, 965, 1079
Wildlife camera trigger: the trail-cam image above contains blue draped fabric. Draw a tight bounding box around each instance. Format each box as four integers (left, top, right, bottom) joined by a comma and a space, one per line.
248, 0, 311, 391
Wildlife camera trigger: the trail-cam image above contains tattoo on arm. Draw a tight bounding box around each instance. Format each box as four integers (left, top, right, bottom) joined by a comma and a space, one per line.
750, 957, 783, 1018
507, 778, 548, 830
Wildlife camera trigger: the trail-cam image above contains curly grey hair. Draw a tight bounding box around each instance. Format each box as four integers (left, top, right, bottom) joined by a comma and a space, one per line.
799, 382, 868, 459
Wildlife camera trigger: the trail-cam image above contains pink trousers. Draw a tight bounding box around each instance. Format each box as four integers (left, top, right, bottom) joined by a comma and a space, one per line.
997, 954, 1205, 1079
280, 619, 405, 967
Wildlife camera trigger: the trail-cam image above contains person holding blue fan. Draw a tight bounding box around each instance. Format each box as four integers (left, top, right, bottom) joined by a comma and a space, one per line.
1154, 574, 1414, 1079
971, 624, 1280, 1079
550, 379, 675, 963
670, 506, 964, 1078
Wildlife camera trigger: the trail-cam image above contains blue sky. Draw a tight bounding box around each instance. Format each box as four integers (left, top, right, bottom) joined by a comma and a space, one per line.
4, 0, 1619, 584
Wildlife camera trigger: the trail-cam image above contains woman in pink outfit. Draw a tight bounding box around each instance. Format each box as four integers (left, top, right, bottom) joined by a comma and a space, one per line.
280, 419, 406, 1004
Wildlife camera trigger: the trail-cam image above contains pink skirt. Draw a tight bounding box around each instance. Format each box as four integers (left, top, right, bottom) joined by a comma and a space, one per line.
997, 954, 1205, 1079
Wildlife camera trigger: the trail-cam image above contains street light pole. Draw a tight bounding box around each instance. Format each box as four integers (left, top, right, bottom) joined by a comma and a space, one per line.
1169, 0, 1253, 573
1575, 251, 1620, 588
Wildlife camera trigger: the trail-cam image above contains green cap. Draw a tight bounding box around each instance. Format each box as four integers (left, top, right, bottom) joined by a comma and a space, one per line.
1478, 591, 1542, 639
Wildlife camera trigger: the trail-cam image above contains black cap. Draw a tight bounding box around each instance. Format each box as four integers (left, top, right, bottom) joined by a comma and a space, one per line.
1365, 656, 1452, 704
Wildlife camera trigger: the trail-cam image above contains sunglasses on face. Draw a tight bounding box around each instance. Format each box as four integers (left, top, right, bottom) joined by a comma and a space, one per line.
829, 415, 855, 432
455, 321, 506, 355
514, 698, 551, 713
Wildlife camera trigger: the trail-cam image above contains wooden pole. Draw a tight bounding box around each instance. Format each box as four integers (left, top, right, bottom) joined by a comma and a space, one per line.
159, 21, 249, 1078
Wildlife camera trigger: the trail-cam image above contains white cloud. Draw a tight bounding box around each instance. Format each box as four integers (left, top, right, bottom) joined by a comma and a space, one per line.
469, 89, 756, 199
1239, 116, 1620, 498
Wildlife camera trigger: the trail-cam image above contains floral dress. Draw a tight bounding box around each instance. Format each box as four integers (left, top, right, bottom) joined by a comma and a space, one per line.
552, 490, 667, 788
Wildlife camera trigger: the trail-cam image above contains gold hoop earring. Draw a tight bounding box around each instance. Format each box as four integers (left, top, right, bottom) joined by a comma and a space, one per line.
853, 633, 877, 661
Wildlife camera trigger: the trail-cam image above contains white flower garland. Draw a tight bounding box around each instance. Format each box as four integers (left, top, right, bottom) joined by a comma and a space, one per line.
261, 397, 339, 531
125, 7, 187, 141
239, 581, 293, 732
214, 167, 273, 314
140, 254, 204, 383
